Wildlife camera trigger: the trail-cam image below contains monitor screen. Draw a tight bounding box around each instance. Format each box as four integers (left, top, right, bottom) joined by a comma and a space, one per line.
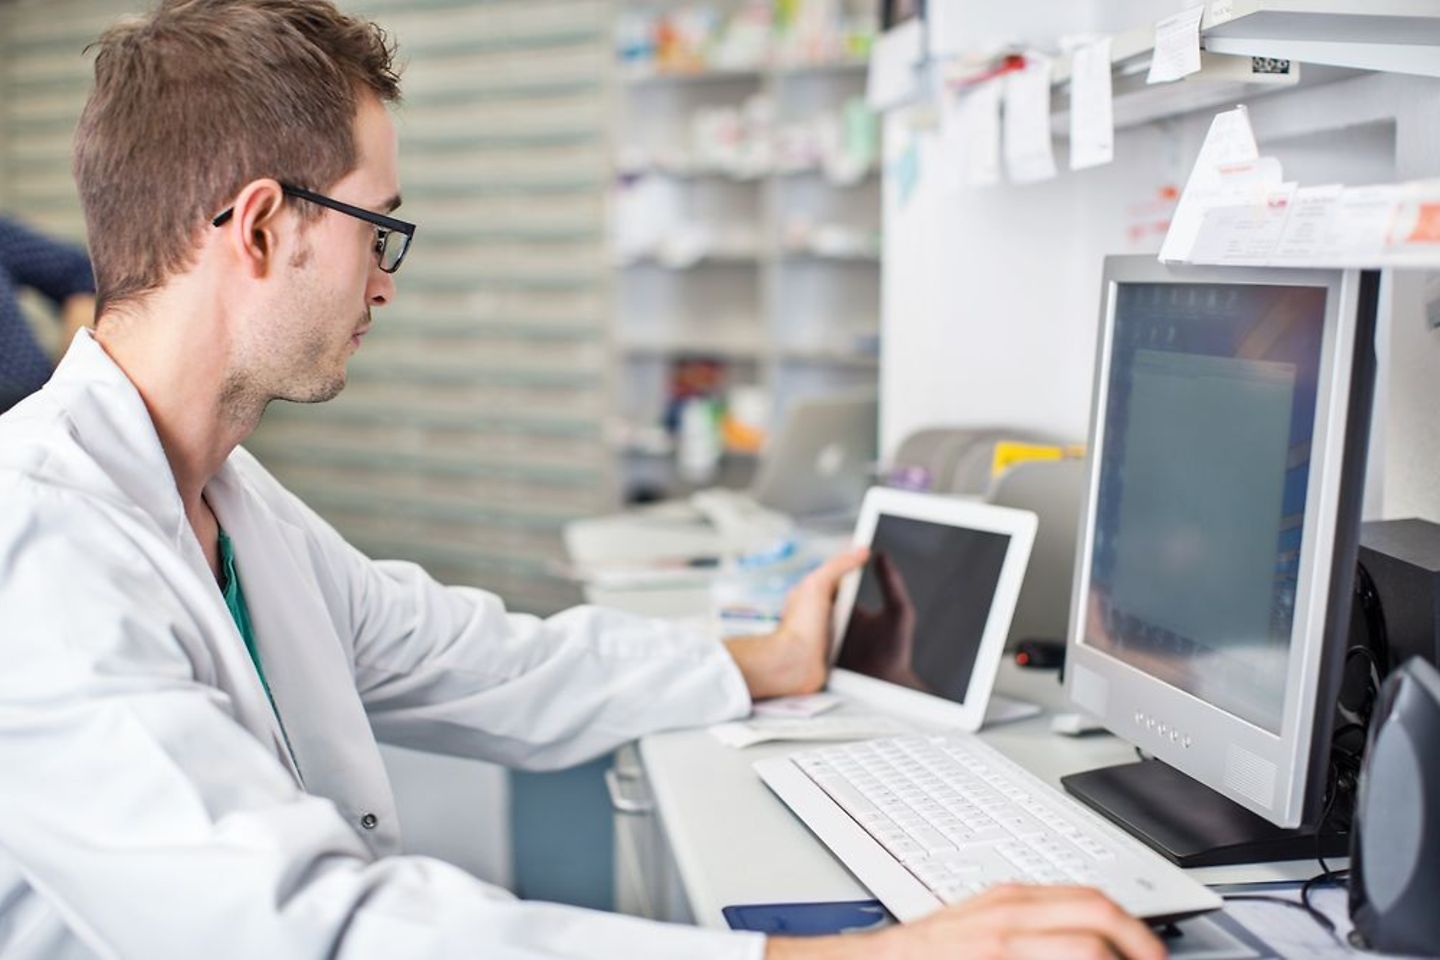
1083, 282, 1327, 734
836, 514, 1011, 703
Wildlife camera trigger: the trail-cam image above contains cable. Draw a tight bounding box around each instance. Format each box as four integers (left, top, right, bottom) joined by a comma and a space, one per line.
1303, 866, 1349, 920
1221, 893, 1347, 948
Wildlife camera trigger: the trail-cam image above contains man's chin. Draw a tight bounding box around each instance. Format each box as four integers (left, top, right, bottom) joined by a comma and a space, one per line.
280, 371, 347, 405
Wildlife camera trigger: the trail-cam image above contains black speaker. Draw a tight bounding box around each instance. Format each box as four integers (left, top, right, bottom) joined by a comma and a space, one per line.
1349, 656, 1440, 956
1357, 519, 1440, 671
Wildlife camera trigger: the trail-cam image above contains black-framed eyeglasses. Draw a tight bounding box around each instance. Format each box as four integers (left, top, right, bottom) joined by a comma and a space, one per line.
211, 183, 415, 274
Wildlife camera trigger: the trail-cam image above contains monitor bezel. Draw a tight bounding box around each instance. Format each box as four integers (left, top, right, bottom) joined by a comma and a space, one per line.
1065, 256, 1362, 829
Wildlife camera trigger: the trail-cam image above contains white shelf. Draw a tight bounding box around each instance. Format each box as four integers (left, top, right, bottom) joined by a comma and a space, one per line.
1203, 1, 1440, 79
1051, 49, 1311, 133
779, 351, 879, 368
619, 337, 767, 360
1043, 0, 1440, 132
619, 162, 769, 181
779, 247, 881, 263
775, 164, 880, 183
619, 160, 879, 186
622, 57, 867, 87
618, 251, 764, 269
773, 58, 868, 78
617, 439, 761, 461
1049, 1, 1440, 85
623, 65, 766, 87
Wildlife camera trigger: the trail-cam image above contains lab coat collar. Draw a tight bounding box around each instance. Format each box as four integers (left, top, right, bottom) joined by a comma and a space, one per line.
48, 329, 189, 547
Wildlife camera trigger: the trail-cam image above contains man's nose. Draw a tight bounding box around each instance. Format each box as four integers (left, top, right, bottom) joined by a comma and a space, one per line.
368, 263, 394, 306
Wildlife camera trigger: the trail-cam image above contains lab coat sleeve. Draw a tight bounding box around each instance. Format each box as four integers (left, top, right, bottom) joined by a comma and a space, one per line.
0, 485, 766, 960
271, 473, 754, 771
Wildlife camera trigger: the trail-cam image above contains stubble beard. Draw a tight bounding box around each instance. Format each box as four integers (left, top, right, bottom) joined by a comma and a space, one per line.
272, 242, 353, 406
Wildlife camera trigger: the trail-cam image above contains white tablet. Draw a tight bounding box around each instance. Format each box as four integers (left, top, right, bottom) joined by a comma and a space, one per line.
828, 487, 1038, 732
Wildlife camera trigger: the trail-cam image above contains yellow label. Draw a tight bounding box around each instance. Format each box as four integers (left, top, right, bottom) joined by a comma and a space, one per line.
991, 441, 1086, 478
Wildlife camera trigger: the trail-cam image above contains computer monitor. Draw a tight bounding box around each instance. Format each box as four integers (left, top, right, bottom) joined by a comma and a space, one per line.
1061, 256, 1380, 868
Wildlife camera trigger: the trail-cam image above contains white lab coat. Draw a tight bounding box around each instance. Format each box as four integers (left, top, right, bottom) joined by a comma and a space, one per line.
0, 332, 764, 960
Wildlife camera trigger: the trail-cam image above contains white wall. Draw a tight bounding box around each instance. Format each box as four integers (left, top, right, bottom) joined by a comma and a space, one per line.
881, 113, 1178, 449
880, 6, 1440, 522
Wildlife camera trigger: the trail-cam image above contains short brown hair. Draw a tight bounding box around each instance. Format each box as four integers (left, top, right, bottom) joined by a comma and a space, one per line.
74, 0, 402, 315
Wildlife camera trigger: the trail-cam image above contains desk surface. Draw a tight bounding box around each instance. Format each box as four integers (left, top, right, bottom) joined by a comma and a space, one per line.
572, 517, 1356, 949
639, 661, 1333, 931
638, 662, 1112, 928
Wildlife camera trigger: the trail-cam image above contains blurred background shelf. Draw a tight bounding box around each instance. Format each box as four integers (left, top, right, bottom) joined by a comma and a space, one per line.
611, 0, 881, 503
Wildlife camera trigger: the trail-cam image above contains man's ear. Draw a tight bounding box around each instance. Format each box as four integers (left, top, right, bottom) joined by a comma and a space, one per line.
222, 179, 287, 278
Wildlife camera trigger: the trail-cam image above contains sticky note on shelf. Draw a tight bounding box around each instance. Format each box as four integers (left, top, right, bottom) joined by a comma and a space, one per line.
1147, 5, 1205, 84
940, 78, 1002, 189
1003, 53, 1057, 184
1069, 37, 1114, 171
867, 18, 924, 112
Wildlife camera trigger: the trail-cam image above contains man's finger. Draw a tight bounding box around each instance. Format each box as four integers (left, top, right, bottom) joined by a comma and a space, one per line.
807, 546, 869, 591
872, 551, 912, 610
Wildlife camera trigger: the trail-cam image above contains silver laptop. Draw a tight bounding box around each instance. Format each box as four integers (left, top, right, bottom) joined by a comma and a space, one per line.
749, 391, 877, 518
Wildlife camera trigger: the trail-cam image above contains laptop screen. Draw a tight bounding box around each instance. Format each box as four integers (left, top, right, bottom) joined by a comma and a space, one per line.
835, 513, 1011, 704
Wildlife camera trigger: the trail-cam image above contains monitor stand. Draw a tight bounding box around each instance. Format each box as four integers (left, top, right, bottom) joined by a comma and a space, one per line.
1061, 758, 1349, 868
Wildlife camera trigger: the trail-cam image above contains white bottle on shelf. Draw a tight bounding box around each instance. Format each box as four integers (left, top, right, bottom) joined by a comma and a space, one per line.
677, 396, 722, 483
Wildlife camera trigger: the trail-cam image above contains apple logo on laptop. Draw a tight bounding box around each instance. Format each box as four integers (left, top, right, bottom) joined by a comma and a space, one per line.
816, 443, 848, 477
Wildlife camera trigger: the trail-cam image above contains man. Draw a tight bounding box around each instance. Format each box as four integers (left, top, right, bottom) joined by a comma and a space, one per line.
0, 2, 1165, 958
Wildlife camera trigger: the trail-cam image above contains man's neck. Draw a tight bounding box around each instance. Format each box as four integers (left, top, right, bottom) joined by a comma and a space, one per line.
92, 287, 261, 517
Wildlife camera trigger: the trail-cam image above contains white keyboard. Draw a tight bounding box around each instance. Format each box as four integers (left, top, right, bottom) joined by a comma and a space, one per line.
755, 734, 1221, 923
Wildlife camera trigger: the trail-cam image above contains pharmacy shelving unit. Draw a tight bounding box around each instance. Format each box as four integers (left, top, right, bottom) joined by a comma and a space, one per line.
614, 55, 881, 501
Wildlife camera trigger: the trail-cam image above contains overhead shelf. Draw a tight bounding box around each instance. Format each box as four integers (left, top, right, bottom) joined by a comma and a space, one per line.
1203, 1, 1440, 78
1046, 0, 1438, 131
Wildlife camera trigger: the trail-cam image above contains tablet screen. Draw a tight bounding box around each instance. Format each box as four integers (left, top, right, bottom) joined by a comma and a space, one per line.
835, 513, 1012, 704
